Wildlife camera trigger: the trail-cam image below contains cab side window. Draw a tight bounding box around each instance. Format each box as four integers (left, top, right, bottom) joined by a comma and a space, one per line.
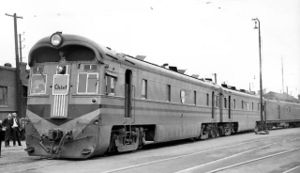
105, 75, 116, 96
77, 73, 99, 94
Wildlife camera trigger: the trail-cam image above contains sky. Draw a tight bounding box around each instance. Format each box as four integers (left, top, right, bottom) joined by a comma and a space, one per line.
1, 0, 299, 97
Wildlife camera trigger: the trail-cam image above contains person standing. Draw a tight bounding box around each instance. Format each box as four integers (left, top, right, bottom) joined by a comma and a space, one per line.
2, 114, 13, 147
11, 113, 22, 146
0, 120, 2, 156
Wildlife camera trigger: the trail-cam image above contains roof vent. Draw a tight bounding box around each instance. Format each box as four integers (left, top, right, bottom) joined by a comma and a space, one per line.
228, 85, 236, 90
4, 63, 12, 67
240, 89, 246, 93
178, 69, 186, 74
169, 66, 178, 72
221, 83, 228, 88
162, 63, 169, 68
191, 74, 199, 78
135, 55, 146, 61
205, 78, 213, 82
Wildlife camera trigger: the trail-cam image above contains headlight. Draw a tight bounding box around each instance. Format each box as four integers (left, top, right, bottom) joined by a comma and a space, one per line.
50, 32, 63, 47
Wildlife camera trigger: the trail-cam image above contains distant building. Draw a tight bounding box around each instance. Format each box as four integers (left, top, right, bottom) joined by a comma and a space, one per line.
0, 62, 28, 120
264, 91, 300, 103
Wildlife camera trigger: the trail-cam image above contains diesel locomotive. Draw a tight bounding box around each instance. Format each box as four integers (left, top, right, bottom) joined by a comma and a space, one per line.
25, 32, 300, 158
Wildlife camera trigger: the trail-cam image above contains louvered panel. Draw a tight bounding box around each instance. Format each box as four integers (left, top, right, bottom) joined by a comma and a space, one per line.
52, 94, 67, 118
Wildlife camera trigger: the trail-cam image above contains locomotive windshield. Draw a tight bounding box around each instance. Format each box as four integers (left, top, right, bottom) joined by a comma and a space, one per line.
30, 74, 47, 95
30, 66, 47, 95
30, 45, 96, 64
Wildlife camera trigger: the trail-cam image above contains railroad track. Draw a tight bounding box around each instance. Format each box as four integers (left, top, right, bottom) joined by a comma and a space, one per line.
204, 147, 300, 173
102, 134, 300, 173
176, 137, 300, 173
2, 129, 300, 173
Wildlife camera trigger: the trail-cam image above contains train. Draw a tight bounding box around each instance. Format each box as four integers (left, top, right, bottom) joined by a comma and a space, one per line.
24, 32, 300, 159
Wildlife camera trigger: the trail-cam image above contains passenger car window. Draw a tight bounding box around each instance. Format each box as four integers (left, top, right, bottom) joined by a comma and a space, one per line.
180, 90, 186, 104
141, 79, 147, 99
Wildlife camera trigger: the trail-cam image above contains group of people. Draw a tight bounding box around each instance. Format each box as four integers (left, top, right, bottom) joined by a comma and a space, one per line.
0, 113, 22, 147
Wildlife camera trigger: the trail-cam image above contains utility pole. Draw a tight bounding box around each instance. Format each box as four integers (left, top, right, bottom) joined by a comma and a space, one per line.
281, 57, 284, 93
19, 34, 23, 62
252, 18, 268, 134
5, 13, 24, 117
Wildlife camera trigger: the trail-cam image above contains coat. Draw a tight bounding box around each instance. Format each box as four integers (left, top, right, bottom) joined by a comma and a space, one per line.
2, 118, 13, 130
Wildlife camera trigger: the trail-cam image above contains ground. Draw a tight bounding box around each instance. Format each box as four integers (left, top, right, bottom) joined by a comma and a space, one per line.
1, 128, 300, 173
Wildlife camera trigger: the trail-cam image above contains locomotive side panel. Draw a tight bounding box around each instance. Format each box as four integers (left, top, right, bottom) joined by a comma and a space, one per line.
128, 63, 214, 141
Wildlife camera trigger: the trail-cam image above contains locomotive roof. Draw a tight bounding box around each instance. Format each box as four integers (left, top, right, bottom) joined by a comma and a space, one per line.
117, 52, 259, 98
28, 33, 259, 98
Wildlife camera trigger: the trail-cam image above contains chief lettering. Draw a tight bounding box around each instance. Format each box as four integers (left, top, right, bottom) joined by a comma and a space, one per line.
54, 84, 67, 90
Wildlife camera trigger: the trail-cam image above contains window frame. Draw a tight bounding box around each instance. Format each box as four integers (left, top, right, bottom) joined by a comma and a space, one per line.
167, 84, 171, 102
30, 73, 48, 95
224, 97, 227, 108
233, 99, 236, 109
105, 74, 117, 96
193, 90, 197, 105
0, 86, 8, 106
141, 79, 148, 99
241, 100, 244, 109
206, 93, 209, 106
180, 90, 186, 104
77, 72, 99, 95
215, 95, 219, 107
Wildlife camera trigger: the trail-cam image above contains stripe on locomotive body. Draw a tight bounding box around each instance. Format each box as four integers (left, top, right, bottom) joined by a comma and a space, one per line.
100, 104, 211, 114
28, 103, 211, 119
26, 108, 100, 137
27, 104, 99, 125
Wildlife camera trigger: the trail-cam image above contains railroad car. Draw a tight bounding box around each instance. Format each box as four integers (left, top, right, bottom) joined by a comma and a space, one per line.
264, 98, 300, 128
25, 32, 300, 159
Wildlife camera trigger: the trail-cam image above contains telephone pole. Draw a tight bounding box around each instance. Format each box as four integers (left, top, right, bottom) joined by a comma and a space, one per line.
281, 57, 284, 93
252, 18, 268, 134
19, 34, 23, 62
5, 13, 24, 117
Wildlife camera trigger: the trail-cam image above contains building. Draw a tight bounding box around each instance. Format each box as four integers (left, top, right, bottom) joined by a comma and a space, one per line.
0, 62, 28, 120
264, 91, 300, 103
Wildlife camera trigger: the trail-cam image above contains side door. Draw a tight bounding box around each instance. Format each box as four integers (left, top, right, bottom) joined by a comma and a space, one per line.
124, 69, 136, 124
219, 92, 223, 122
228, 95, 232, 120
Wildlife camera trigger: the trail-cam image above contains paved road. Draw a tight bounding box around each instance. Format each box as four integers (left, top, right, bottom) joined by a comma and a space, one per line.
1, 128, 300, 173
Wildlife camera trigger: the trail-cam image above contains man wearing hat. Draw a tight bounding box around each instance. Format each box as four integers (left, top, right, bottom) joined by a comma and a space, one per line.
11, 113, 22, 146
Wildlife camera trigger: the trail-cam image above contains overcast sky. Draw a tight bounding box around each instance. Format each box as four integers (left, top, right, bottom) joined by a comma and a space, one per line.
1, 0, 299, 96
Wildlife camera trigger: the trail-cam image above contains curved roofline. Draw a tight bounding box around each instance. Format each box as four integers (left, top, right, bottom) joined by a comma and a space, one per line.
28, 34, 106, 66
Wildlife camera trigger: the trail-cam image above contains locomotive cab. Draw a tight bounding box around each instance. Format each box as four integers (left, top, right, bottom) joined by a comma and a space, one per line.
26, 32, 105, 158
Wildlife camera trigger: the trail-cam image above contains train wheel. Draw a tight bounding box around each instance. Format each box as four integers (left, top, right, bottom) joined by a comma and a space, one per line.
200, 125, 209, 140
114, 128, 140, 153
218, 126, 225, 136
138, 128, 144, 149
224, 125, 232, 136
214, 127, 220, 137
